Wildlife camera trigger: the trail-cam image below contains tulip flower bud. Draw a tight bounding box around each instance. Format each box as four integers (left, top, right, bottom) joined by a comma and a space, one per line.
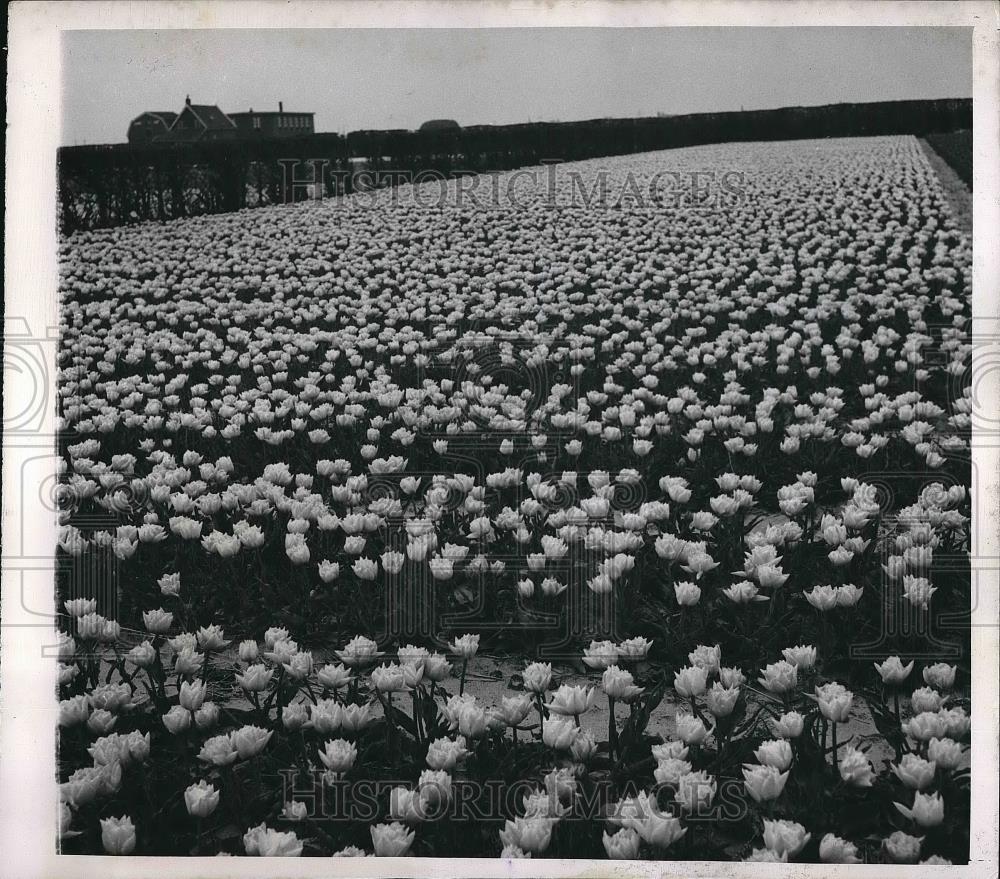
839, 746, 875, 787
282, 801, 310, 822
100, 815, 136, 855
742, 764, 789, 802
922, 662, 956, 690
142, 608, 173, 635
875, 655, 915, 684
541, 716, 578, 750
238, 640, 259, 662
927, 736, 966, 770
59, 695, 91, 727
86, 709, 117, 735
603, 828, 641, 859
820, 833, 862, 864
184, 780, 220, 818
754, 739, 793, 771
674, 665, 708, 698
884, 830, 923, 863
194, 701, 220, 730
178, 679, 208, 712
319, 738, 358, 773
762, 818, 811, 858
162, 705, 192, 735
282, 702, 310, 731
231, 725, 273, 759
370, 822, 415, 856
899, 787, 947, 826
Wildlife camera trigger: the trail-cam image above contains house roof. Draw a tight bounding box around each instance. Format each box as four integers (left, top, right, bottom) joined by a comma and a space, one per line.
182, 104, 237, 131
151, 104, 238, 142
130, 112, 178, 126
229, 110, 314, 118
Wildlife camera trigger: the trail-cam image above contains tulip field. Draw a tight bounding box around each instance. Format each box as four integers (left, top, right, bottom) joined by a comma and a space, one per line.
56, 135, 972, 861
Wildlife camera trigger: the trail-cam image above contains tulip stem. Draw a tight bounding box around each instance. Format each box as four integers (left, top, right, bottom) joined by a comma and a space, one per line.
303, 680, 319, 705
830, 721, 839, 773
459, 659, 468, 696
534, 693, 546, 731
412, 691, 423, 743
249, 690, 265, 724
265, 666, 287, 722
382, 691, 397, 749
294, 732, 308, 778
608, 696, 619, 760
689, 695, 708, 725
224, 765, 244, 826
201, 649, 211, 684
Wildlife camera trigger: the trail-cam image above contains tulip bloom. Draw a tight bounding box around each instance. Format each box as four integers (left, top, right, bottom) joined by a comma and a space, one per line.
762, 818, 811, 858
197, 733, 238, 766
674, 580, 702, 605
892, 754, 937, 790
758, 660, 798, 694
742, 764, 789, 802
875, 655, 915, 684
885, 830, 924, 863
450, 633, 479, 659
100, 815, 136, 855
243, 823, 303, 856
928, 736, 967, 770
184, 781, 220, 818
838, 746, 875, 787
425, 737, 470, 771
603, 827, 641, 859
781, 644, 817, 669
812, 682, 853, 722
923, 662, 957, 689
674, 666, 709, 698
522, 661, 552, 693
674, 770, 717, 813
602, 665, 642, 701
769, 711, 804, 739
545, 684, 595, 717
895, 792, 945, 828
541, 716, 578, 750
336, 635, 381, 667
754, 739, 793, 771
820, 833, 862, 864
366, 822, 413, 856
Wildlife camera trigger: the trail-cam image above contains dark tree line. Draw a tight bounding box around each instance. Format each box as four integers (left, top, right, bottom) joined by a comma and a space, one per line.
923, 130, 972, 187
58, 98, 971, 233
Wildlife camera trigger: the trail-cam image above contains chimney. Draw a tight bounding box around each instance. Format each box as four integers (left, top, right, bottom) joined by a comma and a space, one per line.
279, 101, 283, 113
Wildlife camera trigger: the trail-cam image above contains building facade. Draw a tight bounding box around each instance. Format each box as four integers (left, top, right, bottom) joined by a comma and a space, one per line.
229, 102, 316, 138
126, 98, 314, 144
126, 112, 178, 145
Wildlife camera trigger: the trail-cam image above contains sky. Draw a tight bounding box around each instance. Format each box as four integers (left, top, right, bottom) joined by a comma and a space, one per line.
61, 27, 972, 145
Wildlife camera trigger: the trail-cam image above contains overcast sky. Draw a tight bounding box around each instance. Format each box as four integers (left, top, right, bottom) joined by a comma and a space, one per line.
61, 27, 972, 145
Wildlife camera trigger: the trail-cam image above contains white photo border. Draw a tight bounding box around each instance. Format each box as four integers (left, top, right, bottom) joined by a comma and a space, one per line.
3, 2, 997, 877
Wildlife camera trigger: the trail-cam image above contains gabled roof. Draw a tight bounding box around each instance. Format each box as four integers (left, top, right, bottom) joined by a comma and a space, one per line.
130, 111, 178, 126
182, 104, 237, 131
229, 110, 315, 118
